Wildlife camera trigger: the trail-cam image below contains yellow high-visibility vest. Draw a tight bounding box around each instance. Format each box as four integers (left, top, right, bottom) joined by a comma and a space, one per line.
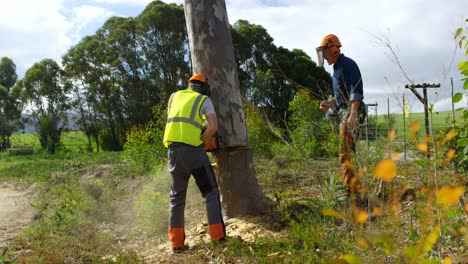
163, 89, 207, 147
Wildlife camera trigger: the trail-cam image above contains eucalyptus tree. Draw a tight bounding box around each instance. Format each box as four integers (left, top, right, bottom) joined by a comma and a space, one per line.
63, 32, 123, 151
136, 0, 191, 102
184, 0, 270, 216
0, 57, 22, 151
63, 1, 191, 151
62, 39, 104, 152
22, 59, 71, 154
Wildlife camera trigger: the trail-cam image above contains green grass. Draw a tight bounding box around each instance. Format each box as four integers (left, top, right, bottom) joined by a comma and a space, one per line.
10, 131, 94, 152
1, 125, 465, 263
377, 110, 462, 133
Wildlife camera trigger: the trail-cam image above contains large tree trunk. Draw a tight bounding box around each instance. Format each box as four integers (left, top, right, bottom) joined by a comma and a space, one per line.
184, 0, 270, 217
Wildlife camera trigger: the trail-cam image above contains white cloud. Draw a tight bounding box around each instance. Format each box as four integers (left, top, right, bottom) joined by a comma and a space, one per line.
69, 5, 116, 41
0, 0, 71, 74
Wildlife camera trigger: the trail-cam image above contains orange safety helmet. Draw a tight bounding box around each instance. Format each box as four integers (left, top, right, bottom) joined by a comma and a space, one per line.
188, 73, 207, 84
319, 34, 342, 49
188, 73, 211, 96
316, 34, 342, 67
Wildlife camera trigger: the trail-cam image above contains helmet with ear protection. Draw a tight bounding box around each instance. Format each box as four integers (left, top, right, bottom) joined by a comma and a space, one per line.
319, 34, 342, 50
316, 34, 342, 66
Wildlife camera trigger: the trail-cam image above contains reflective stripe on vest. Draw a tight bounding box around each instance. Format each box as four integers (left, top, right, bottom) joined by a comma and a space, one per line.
163, 89, 206, 147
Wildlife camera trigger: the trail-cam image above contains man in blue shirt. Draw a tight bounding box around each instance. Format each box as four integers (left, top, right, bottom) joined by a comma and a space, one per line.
316, 34, 366, 194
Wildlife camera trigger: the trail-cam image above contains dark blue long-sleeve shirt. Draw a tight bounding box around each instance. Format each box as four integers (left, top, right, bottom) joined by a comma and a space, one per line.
332, 54, 364, 107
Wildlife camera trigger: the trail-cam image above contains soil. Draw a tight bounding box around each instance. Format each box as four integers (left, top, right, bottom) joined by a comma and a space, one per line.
97, 175, 286, 263
0, 182, 36, 248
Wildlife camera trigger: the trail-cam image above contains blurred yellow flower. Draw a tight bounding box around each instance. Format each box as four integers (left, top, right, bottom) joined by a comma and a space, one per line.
373, 206, 382, 216
357, 238, 370, 249
354, 209, 369, 224
445, 148, 456, 161
436, 186, 464, 206
388, 129, 396, 141
443, 257, 452, 264
373, 159, 396, 182
410, 121, 420, 134
443, 129, 457, 143
417, 143, 428, 153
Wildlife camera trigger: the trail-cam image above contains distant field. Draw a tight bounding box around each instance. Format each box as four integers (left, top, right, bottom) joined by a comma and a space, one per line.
10, 131, 91, 151
372, 110, 463, 139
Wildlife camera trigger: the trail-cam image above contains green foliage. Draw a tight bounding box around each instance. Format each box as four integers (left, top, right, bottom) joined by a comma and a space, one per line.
0, 57, 18, 89
21, 59, 70, 154
122, 104, 167, 172
232, 20, 332, 125
62, 1, 190, 152
450, 23, 468, 172
122, 125, 163, 172
245, 103, 276, 157
37, 115, 62, 154
99, 128, 123, 151
0, 247, 17, 264
0, 57, 22, 152
288, 89, 338, 158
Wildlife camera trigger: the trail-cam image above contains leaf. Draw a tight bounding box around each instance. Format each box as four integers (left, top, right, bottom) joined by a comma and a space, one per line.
455, 28, 463, 39
422, 225, 440, 254
453, 92, 463, 103
321, 209, 344, 218
464, 80, 468, 90
437, 186, 465, 206
295, 197, 321, 207
459, 61, 468, 71
406, 245, 416, 258
342, 254, 362, 264
373, 159, 396, 182
357, 238, 370, 249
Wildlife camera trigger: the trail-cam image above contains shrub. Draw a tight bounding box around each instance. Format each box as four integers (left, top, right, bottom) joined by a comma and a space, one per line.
449, 23, 468, 172
99, 128, 123, 151
122, 104, 167, 172
244, 103, 276, 157
38, 115, 62, 154
288, 89, 337, 158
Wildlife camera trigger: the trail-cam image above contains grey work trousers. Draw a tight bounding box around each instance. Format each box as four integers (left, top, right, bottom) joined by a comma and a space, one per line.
168, 143, 224, 228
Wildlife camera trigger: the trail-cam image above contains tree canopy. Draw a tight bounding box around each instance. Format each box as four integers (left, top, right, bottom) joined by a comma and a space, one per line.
7, 1, 331, 152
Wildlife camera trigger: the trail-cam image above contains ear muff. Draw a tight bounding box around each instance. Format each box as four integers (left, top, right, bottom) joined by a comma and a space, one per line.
330, 46, 339, 56
200, 83, 211, 97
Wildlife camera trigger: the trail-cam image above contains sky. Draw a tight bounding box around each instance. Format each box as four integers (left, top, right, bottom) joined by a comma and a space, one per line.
1, 0, 467, 115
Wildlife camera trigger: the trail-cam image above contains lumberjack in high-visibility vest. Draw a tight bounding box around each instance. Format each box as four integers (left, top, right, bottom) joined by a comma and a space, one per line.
163, 73, 225, 253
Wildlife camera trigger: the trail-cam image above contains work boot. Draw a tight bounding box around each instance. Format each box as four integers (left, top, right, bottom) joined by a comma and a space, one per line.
172, 245, 189, 254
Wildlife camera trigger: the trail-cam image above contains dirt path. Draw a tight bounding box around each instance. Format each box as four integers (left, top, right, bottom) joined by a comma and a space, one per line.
0, 182, 36, 248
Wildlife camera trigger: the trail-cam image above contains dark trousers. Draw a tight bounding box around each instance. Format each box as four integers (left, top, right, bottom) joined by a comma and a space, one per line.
167, 143, 225, 247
